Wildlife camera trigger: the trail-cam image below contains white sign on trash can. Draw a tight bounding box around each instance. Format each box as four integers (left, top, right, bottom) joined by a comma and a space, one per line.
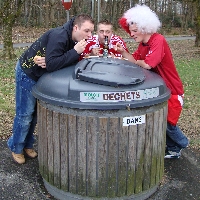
123, 115, 145, 126
80, 87, 159, 102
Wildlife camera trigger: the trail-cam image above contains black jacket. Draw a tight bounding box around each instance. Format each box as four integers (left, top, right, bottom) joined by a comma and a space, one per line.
19, 17, 80, 81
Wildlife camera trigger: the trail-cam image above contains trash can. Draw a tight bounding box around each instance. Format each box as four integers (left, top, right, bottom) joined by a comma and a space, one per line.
32, 58, 170, 200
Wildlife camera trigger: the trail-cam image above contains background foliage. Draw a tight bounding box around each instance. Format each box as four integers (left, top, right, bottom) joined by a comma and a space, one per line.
0, 0, 198, 29
0, 0, 200, 58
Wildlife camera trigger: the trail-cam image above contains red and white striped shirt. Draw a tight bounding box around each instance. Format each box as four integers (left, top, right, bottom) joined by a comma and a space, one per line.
80, 34, 128, 60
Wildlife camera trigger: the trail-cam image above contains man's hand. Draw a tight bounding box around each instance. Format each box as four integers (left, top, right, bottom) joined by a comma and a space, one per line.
34, 56, 46, 68
74, 39, 87, 54
115, 42, 125, 53
91, 47, 101, 56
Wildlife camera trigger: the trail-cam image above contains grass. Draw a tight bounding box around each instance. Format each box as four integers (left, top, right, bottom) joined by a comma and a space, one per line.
0, 49, 23, 139
175, 58, 200, 150
0, 60, 15, 113
0, 40, 200, 151
179, 58, 200, 93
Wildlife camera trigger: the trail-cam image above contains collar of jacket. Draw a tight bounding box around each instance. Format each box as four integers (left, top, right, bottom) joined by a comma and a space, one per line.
63, 17, 75, 40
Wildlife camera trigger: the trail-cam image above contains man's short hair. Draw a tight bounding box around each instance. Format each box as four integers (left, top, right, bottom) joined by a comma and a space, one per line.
73, 14, 94, 27
98, 19, 113, 27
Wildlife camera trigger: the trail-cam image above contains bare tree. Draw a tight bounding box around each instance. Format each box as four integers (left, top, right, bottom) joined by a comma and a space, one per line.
0, 0, 25, 59
0, 0, 199, 58
194, 0, 200, 46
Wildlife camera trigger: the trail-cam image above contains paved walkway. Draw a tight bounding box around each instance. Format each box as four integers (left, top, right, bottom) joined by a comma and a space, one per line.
0, 36, 196, 49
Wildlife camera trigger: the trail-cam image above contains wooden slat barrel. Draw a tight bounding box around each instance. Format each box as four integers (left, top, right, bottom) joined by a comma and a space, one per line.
37, 99, 168, 200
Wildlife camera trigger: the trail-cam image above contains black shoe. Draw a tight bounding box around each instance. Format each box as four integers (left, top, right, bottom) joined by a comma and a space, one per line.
164, 149, 181, 159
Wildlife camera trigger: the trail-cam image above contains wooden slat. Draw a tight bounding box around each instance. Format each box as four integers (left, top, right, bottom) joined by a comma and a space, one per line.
107, 117, 118, 198
97, 117, 108, 197
134, 123, 146, 194
39, 103, 48, 181
37, 103, 42, 172
53, 111, 61, 188
87, 116, 98, 197
60, 113, 69, 191
37, 103, 43, 176
143, 112, 154, 191
160, 102, 168, 179
76, 115, 87, 195
150, 110, 160, 188
156, 108, 164, 184
117, 117, 128, 196
68, 114, 77, 193
47, 109, 54, 185
159, 105, 168, 181
127, 122, 137, 195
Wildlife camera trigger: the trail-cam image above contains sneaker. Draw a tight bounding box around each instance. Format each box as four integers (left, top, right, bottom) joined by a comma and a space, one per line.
24, 148, 37, 158
12, 152, 25, 164
164, 149, 181, 159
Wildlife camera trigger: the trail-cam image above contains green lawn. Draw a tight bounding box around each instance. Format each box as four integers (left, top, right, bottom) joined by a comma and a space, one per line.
177, 59, 200, 100
0, 58, 15, 114
0, 49, 23, 139
175, 58, 200, 149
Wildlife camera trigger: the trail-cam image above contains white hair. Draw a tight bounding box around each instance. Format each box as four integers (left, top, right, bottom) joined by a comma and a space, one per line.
124, 4, 161, 34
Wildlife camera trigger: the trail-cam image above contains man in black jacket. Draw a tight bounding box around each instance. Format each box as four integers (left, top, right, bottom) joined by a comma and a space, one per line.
7, 14, 94, 164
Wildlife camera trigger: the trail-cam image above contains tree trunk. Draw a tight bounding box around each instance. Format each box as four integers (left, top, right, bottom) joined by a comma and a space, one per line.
1, 0, 24, 59
195, 0, 200, 47
49, 0, 58, 27
44, 1, 50, 28
111, 0, 117, 25
2, 23, 16, 59
70, 0, 79, 16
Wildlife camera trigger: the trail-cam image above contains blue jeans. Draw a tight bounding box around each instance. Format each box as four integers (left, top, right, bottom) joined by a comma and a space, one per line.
166, 122, 189, 152
7, 61, 37, 154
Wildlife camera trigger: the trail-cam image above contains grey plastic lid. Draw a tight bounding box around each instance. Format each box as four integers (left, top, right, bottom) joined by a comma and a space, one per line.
75, 58, 145, 86
32, 57, 170, 109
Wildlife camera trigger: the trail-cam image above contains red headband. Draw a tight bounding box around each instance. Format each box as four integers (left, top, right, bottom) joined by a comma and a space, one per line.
119, 17, 130, 35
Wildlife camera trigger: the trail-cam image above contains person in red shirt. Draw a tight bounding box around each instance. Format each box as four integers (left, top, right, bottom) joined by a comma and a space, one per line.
80, 19, 128, 59
116, 4, 189, 158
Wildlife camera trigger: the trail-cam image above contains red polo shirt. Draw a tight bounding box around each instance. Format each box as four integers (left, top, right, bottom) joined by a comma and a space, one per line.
133, 33, 184, 95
